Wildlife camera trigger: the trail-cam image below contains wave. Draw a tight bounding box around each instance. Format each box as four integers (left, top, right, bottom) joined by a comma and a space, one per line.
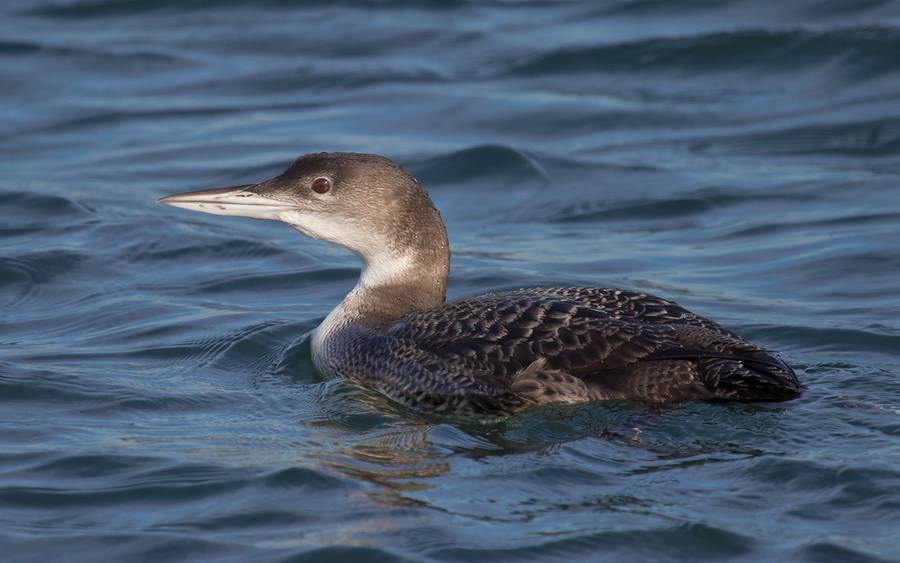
550, 189, 812, 223
427, 522, 756, 560
120, 238, 288, 263
589, 0, 899, 17
742, 325, 900, 356
0, 36, 186, 67
204, 64, 446, 96
0, 250, 86, 309
22, 0, 471, 19
695, 116, 900, 157
507, 26, 900, 81
412, 144, 547, 186
723, 211, 900, 238
186, 267, 357, 296
0, 190, 94, 219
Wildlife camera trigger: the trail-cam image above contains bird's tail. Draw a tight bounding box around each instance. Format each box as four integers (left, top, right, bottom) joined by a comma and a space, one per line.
699, 351, 802, 401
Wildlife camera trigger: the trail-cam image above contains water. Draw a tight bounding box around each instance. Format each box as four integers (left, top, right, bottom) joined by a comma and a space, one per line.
2, 0, 900, 560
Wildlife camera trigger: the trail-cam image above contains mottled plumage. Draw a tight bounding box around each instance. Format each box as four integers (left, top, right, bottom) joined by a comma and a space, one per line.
315, 287, 800, 414
161, 152, 802, 415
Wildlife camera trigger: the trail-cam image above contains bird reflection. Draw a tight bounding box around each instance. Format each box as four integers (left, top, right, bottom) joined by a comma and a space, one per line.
303, 384, 450, 505
324, 425, 449, 507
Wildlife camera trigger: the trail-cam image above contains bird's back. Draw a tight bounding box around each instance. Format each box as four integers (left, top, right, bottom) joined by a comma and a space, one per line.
379, 287, 800, 411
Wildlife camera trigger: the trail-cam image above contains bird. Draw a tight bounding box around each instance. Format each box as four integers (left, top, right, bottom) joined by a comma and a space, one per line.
159, 152, 802, 414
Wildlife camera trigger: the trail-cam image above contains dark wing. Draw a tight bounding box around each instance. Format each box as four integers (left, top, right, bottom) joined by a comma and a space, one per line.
388, 291, 682, 379
509, 286, 740, 335
388, 287, 800, 403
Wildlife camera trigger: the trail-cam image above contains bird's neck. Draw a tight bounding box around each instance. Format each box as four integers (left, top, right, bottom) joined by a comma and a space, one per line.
311, 185, 451, 355
324, 234, 450, 333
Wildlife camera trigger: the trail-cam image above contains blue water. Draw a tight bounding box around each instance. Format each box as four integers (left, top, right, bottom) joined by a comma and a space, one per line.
3, 1, 900, 561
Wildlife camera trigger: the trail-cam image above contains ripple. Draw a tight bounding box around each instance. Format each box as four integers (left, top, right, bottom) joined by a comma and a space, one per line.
550, 189, 812, 223
695, 117, 900, 157
0, 191, 95, 239
507, 27, 900, 80
412, 144, 547, 187
33, 104, 301, 135
798, 542, 895, 563
24, 454, 163, 479
0, 534, 245, 562
0, 39, 40, 55
191, 267, 357, 295
121, 237, 289, 263
152, 320, 287, 372
588, 0, 747, 16
232, 64, 447, 94
428, 522, 757, 560
0, 362, 104, 405
288, 546, 415, 563
0, 37, 184, 66
0, 250, 86, 308
262, 466, 348, 490
723, 211, 900, 238
743, 325, 900, 356
174, 509, 306, 531
0, 464, 252, 508
23, 0, 470, 19
744, 457, 900, 523
80, 391, 239, 415
745, 457, 899, 490
0, 190, 92, 215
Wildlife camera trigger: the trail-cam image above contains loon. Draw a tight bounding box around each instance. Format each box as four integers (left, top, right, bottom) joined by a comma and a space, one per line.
160, 152, 801, 414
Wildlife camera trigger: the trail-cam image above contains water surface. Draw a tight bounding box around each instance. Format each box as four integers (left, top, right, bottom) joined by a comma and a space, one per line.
2, 0, 900, 561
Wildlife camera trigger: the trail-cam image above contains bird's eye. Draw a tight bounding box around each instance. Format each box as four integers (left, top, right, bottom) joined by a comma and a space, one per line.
311, 177, 331, 194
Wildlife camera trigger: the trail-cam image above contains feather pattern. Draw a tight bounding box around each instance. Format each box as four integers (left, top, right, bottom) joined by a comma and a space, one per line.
318, 287, 801, 414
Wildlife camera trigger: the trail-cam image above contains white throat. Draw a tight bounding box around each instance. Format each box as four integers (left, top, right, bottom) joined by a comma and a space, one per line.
310, 250, 419, 369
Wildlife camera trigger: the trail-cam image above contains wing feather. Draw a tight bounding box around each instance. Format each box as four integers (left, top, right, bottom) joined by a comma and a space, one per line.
386, 287, 800, 403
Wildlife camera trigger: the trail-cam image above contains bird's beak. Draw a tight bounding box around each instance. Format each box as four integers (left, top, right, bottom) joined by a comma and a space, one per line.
158, 183, 296, 221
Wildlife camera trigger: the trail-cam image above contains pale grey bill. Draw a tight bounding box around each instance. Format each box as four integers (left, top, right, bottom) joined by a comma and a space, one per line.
158, 185, 295, 220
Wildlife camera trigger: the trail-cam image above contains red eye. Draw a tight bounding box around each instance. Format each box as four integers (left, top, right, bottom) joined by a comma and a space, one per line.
312, 177, 331, 194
